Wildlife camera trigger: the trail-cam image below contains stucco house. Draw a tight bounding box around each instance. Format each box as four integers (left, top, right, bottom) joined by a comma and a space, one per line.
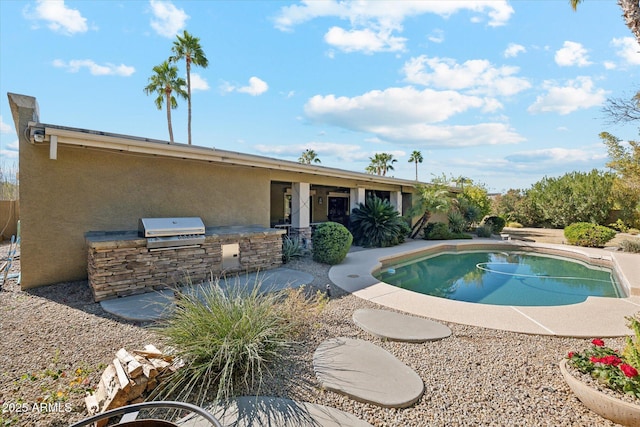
8, 93, 431, 299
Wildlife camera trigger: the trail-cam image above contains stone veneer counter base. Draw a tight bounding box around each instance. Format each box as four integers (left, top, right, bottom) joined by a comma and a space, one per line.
86, 226, 285, 301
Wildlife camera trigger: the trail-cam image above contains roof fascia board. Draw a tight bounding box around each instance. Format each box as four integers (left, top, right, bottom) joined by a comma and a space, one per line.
41, 124, 424, 187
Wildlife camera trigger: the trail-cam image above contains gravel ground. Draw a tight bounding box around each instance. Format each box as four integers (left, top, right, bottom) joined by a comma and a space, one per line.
0, 231, 637, 426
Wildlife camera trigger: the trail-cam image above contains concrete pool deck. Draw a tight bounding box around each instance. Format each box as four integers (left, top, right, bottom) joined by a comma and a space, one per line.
329, 238, 640, 337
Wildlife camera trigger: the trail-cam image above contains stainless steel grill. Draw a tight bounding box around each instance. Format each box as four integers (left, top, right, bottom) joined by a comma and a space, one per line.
138, 217, 206, 250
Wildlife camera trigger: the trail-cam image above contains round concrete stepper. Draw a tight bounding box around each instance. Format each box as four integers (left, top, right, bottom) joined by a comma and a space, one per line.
353, 308, 452, 343
179, 396, 373, 427
313, 337, 424, 408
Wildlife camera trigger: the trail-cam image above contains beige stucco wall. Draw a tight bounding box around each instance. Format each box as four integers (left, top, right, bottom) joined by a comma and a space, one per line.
19, 140, 270, 289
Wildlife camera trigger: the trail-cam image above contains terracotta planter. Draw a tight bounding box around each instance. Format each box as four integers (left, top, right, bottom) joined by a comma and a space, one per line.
560, 359, 640, 426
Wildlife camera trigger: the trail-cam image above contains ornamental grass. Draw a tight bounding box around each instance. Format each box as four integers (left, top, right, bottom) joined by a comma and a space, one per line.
152, 279, 325, 405
567, 315, 640, 400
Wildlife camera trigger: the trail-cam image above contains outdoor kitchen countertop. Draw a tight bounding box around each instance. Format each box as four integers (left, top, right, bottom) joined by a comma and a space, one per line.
85, 225, 285, 247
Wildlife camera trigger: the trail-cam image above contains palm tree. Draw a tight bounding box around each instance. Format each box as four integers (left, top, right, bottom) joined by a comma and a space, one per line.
454, 176, 472, 191
367, 153, 397, 176
408, 150, 423, 181
406, 183, 452, 239
170, 31, 209, 145
144, 60, 188, 143
298, 149, 321, 164
571, 0, 640, 45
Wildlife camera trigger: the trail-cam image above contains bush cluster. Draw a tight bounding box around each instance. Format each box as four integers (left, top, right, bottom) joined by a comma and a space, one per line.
480, 215, 506, 233
312, 221, 352, 265
476, 223, 493, 238
422, 222, 472, 240
619, 238, 640, 253
564, 222, 616, 247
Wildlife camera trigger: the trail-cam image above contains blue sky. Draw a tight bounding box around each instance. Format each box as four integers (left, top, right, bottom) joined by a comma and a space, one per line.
1, 0, 638, 193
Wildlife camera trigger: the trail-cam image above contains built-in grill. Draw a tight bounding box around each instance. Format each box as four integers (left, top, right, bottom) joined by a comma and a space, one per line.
138, 217, 206, 250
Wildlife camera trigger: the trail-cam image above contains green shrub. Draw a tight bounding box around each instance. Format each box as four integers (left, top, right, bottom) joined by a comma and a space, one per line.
423, 222, 451, 240
350, 196, 408, 247
609, 219, 629, 233
422, 222, 472, 240
629, 228, 640, 236
619, 238, 640, 253
476, 223, 493, 238
447, 211, 466, 234
282, 235, 304, 263
312, 221, 353, 264
154, 282, 324, 404
506, 221, 523, 228
480, 215, 506, 233
564, 222, 616, 247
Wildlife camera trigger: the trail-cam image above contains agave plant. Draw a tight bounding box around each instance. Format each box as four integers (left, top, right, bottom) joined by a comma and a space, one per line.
350, 196, 408, 247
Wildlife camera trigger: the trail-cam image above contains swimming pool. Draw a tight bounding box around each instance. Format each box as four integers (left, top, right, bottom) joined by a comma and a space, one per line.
375, 250, 624, 306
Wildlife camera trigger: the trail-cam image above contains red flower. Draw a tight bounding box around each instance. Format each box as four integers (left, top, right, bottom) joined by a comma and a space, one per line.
592, 339, 605, 347
620, 364, 639, 378
567, 352, 575, 359
600, 355, 622, 366
590, 356, 602, 363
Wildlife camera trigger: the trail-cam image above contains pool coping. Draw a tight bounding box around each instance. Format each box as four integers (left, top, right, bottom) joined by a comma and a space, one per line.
329, 238, 640, 337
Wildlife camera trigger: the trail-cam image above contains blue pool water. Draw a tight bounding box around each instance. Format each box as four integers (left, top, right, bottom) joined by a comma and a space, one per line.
375, 251, 624, 306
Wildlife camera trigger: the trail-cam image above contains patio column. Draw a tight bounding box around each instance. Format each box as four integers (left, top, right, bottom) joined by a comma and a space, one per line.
350, 187, 366, 212
290, 182, 311, 246
390, 191, 402, 215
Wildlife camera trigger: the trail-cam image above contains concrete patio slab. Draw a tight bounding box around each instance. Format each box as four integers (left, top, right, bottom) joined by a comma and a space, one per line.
352, 308, 451, 342
313, 337, 424, 408
329, 239, 640, 337
100, 268, 314, 322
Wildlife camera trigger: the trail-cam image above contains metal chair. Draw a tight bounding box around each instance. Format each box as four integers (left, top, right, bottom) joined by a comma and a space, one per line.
68, 401, 222, 427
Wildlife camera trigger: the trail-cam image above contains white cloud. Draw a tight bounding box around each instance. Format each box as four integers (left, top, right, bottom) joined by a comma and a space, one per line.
527, 76, 607, 115
304, 86, 524, 146
402, 55, 531, 97
52, 59, 135, 76
149, 0, 188, 38
603, 61, 617, 70
612, 37, 640, 65
428, 29, 444, 44
555, 41, 592, 67
274, 1, 512, 53
505, 147, 606, 165
0, 116, 14, 134
189, 73, 210, 91
25, 0, 88, 35
324, 26, 406, 53
221, 77, 269, 96
504, 43, 525, 58
254, 141, 368, 162
0, 139, 19, 160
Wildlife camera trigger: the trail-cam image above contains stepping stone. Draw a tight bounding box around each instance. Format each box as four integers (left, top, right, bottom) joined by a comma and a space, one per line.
179, 396, 373, 427
313, 337, 424, 408
353, 308, 452, 343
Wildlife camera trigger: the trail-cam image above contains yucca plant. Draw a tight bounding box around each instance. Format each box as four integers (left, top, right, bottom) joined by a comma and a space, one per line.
350, 196, 408, 247
447, 210, 466, 234
282, 235, 304, 263
152, 280, 323, 405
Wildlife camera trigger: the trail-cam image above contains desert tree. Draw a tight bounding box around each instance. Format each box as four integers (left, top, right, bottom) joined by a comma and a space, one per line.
298, 149, 321, 164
